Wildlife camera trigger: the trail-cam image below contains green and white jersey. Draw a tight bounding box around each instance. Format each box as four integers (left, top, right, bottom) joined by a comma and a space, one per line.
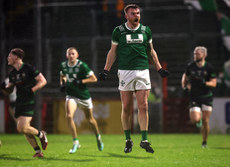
112, 23, 152, 70
60, 59, 93, 100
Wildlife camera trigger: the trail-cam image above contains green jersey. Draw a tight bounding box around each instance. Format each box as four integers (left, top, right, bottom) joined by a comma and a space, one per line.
112, 23, 152, 70
60, 59, 93, 99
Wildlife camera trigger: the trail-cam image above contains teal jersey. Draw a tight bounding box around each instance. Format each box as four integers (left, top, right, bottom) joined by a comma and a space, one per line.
112, 23, 152, 70
60, 59, 93, 99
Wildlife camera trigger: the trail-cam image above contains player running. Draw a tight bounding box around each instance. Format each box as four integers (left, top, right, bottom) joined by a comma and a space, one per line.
60, 47, 104, 154
181, 46, 217, 148
1, 48, 48, 157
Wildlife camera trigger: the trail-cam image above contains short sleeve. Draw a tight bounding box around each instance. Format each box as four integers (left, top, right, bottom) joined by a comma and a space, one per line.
111, 26, 121, 45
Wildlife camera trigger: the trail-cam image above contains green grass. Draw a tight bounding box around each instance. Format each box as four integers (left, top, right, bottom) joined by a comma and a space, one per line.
0, 134, 230, 167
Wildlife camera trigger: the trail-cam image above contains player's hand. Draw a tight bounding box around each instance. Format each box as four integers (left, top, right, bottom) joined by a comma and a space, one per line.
73, 79, 82, 86
1, 81, 6, 90
158, 68, 169, 78
99, 70, 109, 80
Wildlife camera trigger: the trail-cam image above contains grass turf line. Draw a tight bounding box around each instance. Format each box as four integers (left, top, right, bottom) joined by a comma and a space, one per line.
0, 134, 229, 167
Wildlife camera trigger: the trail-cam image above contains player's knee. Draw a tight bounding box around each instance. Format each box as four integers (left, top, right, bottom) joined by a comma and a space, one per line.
138, 105, 148, 114
190, 118, 199, 124
66, 113, 73, 120
202, 118, 209, 125
17, 126, 26, 133
88, 117, 95, 124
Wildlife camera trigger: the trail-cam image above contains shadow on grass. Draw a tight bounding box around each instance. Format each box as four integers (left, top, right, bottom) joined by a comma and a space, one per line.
0, 154, 32, 161
107, 152, 153, 159
209, 147, 230, 150
0, 154, 94, 162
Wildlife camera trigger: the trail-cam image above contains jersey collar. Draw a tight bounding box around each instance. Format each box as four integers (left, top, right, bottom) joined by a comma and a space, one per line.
67, 59, 78, 67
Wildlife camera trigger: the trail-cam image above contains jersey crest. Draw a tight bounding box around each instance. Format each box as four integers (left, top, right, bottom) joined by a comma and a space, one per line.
141, 25, 146, 33
118, 25, 125, 32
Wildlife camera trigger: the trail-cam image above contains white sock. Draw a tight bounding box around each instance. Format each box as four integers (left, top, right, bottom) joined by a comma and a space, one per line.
39, 131, 43, 138
73, 140, 79, 145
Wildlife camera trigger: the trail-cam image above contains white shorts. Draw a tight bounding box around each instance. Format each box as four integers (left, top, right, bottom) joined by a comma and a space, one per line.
66, 95, 93, 109
189, 105, 212, 112
118, 69, 151, 91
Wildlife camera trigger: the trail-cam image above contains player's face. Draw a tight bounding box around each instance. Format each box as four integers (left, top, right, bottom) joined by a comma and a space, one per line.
193, 49, 205, 62
66, 49, 79, 64
126, 8, 140, 27
7, 53, 17, 66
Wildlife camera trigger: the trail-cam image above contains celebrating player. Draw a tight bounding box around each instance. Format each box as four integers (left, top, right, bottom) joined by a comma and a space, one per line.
99, 4, 169, 154
181, 46, 217, 148
60, 47, 104, 154
1, 48, 48, 157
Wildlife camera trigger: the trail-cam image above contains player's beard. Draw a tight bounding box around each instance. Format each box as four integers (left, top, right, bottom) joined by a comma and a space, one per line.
195, 59, 202, 63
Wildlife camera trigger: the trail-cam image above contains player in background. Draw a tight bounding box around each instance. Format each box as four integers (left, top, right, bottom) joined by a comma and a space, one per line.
1, 48, 48, 157
99, 4, 169, 154
60, 47, 104, 154
181, 46, 217, 148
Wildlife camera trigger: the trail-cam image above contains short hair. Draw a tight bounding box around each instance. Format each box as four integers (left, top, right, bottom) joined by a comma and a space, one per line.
124, 4, 141, 14
66, 47, 78, 54
10, 48, 25, 59
194, 46, 207, 56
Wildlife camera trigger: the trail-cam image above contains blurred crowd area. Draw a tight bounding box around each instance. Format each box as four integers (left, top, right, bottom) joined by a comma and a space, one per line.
0, 0, 230, 98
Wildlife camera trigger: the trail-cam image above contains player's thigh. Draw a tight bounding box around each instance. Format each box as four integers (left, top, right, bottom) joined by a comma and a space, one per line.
65, 98, 77, 117
82, 107, 94, 119
120, 91, 134, 110
135, 89, 150, 109
17, 116, 33, 129
202, 110, 212, 120
189, 107, 202, 121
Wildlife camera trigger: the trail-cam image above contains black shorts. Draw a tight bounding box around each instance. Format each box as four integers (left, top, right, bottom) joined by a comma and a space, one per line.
15, 104, 35, 118
189, 96, 213, 108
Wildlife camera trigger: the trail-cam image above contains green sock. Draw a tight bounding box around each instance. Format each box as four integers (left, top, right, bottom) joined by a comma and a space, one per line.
73, 138, 78, 141
141, 130, 148, 141
124, 130, 131, 140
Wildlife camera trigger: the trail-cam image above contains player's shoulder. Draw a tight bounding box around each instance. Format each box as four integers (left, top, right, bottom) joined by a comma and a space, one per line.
23, 63, 35, 70
205, 61, 215, 71
140, 24, 149, 30
23, 63, 32, 67
60, 61, 67, 68
77, 59, 88, 68
186, 61, 195, 69
140, 24, 151, 32
114, 24, 126, 33
205, 61, 214, 68
187, 61, 194, 67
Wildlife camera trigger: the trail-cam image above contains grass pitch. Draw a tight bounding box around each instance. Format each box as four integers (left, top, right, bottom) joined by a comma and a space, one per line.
0, 134, 229, 167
